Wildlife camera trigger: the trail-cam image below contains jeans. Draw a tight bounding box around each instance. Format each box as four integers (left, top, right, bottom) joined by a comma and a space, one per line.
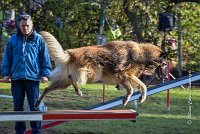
11, 80, 41, 134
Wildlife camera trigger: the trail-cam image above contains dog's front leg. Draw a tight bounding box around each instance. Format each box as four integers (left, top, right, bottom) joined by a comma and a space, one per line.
121, 81, 134, 106
131, 75, 147, 103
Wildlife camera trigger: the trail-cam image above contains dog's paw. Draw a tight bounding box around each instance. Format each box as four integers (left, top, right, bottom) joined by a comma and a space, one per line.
122, 98, 129, 106
77, 90, 83, 97
139, 94, 146, 103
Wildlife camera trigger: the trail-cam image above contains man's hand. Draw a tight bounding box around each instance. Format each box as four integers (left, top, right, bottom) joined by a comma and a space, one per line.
40, 76, 48, 83
2, 76, 10, 82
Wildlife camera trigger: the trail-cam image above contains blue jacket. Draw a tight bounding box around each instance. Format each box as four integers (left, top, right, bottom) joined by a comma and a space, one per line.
1, 30, 52, 81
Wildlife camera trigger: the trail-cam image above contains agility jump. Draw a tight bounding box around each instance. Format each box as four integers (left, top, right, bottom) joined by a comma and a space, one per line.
0, 79, 138, 121
0, 79, 138, 134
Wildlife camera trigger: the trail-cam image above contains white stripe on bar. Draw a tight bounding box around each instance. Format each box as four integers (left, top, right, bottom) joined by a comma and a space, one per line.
0, 114, 42, 121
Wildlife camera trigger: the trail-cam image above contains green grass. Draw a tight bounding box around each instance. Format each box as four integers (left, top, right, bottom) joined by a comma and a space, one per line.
0, 83, 200, 134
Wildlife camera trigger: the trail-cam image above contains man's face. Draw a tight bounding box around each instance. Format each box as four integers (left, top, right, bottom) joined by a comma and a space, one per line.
19, 19, 33, 36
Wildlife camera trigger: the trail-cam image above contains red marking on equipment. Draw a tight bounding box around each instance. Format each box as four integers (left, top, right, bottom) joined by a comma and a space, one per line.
25, 121, 66, 134
42, 110, 137, 120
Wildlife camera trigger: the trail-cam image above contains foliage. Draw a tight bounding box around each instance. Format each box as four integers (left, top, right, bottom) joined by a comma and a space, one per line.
0, 0, 199, 72
177, 3, 200, 71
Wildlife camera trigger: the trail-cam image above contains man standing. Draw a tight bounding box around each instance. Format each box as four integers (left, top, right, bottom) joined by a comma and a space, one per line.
1, 13, 52, 134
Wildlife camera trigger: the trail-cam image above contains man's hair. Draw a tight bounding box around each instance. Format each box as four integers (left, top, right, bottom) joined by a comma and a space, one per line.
18, 12, 32, 21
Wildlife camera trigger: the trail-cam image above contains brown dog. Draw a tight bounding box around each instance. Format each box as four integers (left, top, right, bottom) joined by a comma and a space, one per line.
34, 31, 165, 108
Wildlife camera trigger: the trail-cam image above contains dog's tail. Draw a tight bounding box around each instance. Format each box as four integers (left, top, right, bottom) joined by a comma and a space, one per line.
39, 31, 70, 64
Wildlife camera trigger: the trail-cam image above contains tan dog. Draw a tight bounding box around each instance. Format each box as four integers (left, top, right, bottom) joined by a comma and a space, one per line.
35, 31, 165, 107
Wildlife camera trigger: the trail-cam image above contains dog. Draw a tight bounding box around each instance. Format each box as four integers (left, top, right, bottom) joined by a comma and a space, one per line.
34, 31, 166, 108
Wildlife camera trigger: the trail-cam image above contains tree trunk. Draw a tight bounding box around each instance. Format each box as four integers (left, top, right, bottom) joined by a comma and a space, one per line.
123, 0, 146, 43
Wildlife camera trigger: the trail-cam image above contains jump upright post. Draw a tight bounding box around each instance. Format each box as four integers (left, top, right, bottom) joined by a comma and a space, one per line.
167, 61, 171, 111
158, 12, 175, 112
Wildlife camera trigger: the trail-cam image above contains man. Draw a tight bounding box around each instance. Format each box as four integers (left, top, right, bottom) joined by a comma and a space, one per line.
1, 13, 52, 134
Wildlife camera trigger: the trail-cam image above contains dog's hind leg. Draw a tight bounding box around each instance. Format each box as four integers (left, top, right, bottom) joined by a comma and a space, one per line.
68, 75, 83, 97
34, 79, 71, 108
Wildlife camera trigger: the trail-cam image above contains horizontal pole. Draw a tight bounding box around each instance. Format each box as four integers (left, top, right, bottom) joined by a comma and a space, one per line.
0, 109, 137, 122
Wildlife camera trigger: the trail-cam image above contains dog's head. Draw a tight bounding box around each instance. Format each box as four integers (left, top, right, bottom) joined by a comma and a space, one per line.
154, 59, 168, 79
153, 52, 168, 80
143, 51, 168, 80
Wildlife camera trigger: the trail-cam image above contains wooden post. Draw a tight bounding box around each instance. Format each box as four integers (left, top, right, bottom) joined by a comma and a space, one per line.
102, 84, 106, 103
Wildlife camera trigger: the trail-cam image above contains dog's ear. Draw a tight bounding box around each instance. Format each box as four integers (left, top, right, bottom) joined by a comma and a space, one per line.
160, 51, 167, 59
151, 51, 168, 63
151, 57, 164, 64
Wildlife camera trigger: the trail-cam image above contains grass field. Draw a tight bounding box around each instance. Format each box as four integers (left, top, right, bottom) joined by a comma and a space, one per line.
0, 82, 200, 134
